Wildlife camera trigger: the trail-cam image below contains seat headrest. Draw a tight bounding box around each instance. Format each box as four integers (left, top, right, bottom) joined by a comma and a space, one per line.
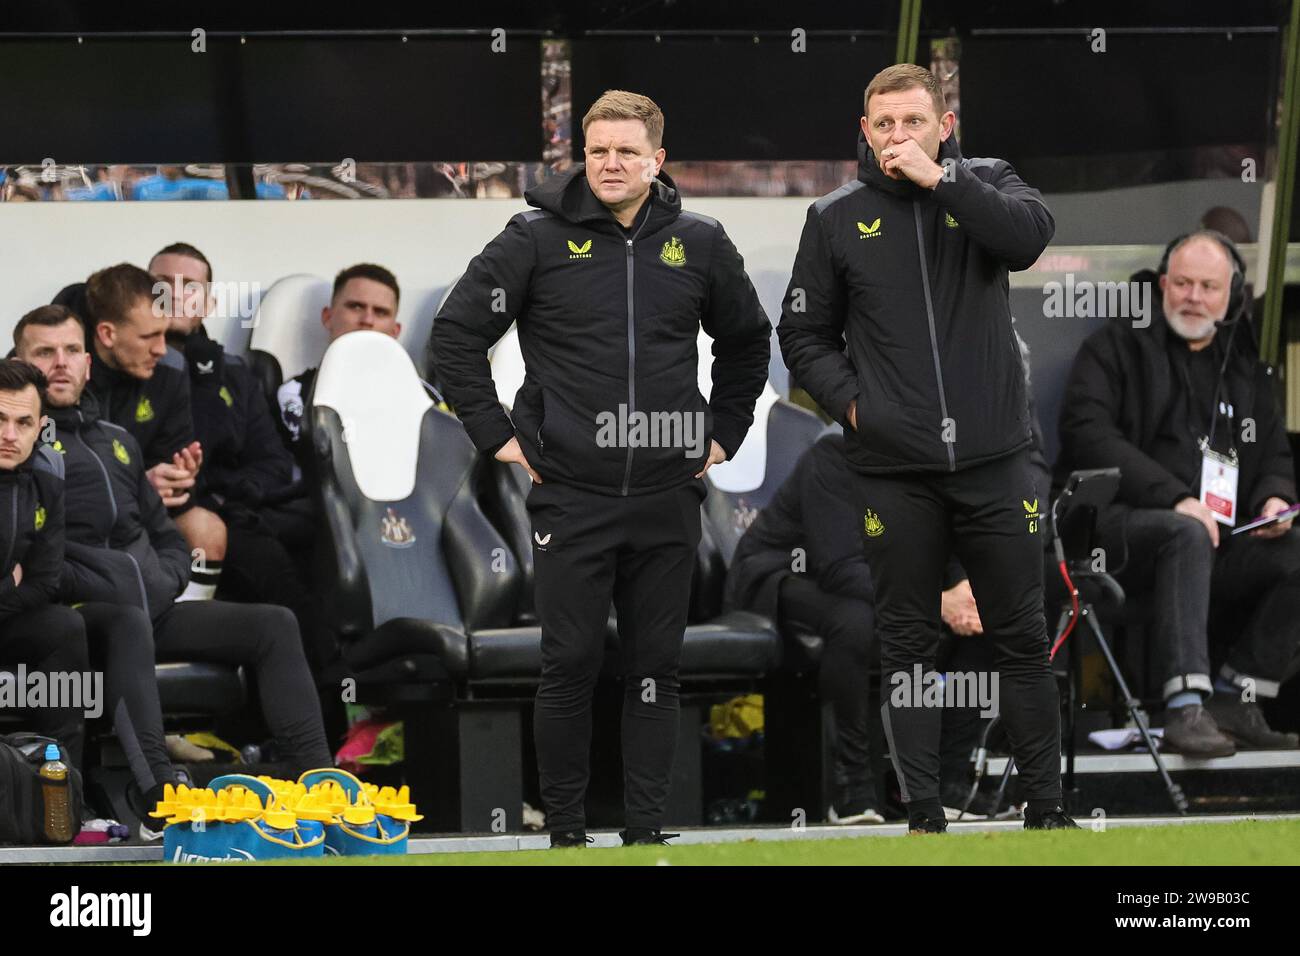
491, 323, 527, 407
435, 273, 525, 407
696, 330, 778, 493
247, 274, 332, 381
313, 331, 433, 501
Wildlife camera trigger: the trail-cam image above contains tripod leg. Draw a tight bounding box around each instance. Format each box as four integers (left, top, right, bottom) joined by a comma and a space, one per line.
991, 751, 1015, 812
1081, 606, 1188, 814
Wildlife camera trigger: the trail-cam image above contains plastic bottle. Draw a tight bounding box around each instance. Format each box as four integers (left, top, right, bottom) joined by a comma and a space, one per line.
39, 743, 74, 844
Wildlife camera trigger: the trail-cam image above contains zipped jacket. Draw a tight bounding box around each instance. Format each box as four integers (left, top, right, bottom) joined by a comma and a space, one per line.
46, 392, 191, 622
52, 281, 195, 471
0, 448, 65, 622
431, 167, 771, 495
778, 131, 1054, 474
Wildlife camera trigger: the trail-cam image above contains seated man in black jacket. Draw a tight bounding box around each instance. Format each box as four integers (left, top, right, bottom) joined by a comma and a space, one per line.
1057, 231, 1300, 754
54, 265, 226, 600
14, 306, 334, 780
15, 310, 190, 836
0, 360, 88, 773
274, 263, 403, 477
148, 243, 336, 681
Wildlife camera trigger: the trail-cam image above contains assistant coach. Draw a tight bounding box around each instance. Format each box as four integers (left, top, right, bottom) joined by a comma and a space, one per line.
779, 64, 1074, 832
432, 90, 770, 847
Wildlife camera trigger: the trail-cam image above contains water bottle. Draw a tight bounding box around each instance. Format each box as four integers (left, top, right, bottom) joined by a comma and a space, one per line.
39, 744, 74, 844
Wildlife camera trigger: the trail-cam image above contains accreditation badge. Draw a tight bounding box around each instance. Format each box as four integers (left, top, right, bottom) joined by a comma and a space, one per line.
1199, 441, 1239, 526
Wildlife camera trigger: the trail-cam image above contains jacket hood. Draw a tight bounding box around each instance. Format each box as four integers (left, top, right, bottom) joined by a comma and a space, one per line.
46, 389, 104, 432
524, 165, 683, 229
858, 128, 963, 198
167, 323, 212, 353
89, 347, 138, 393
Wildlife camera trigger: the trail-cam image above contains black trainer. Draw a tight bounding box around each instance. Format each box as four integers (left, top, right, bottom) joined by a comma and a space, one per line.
549, 829, 594, 848
907, 815, 947, 834
1023, 805, 1079, 830
620, 827, 679, 846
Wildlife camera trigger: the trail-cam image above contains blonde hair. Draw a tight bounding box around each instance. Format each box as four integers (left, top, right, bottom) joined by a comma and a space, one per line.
864, 64, 946, 117
581, 90, 665, 149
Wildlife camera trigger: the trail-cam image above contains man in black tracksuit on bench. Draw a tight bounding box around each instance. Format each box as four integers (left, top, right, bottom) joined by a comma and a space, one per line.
0, 360, 88, 771
147, 243, 338, 684
14, 306, 333, 785
433, 90, 770, 846
54, 266, 226, 600
778, 64, 1073, 831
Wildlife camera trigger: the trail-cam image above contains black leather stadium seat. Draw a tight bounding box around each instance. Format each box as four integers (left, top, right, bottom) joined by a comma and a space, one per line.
0, 662, 246, 726
311, 329, 545, 832
154, 662, 247, 717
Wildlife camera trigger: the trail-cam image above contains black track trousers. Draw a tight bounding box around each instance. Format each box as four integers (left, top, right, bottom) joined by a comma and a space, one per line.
848, 449, 1061, 808
529, 478, 705, 833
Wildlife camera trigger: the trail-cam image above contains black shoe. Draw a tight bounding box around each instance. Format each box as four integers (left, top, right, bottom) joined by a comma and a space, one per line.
620, 827, 679, 846
1206, 694, 1300, 749
1023, 805, 1079, 830
907, 815, 947, 834
1163, 704, 1236, 758
549, 829, 593, 848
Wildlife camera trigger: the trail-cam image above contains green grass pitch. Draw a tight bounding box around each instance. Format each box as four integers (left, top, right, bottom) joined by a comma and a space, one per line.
261, 819, 1299, 866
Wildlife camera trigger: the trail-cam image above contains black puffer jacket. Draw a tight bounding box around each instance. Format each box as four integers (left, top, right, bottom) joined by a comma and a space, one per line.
725, 434, 873, 620
46, 392, 191, 623
173, 326, 293, 511
431, 167, 771, 496
778, 131, 1055, 474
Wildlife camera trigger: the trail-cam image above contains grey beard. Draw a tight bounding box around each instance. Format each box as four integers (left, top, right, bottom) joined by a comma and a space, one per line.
1167, 312, 1217, 342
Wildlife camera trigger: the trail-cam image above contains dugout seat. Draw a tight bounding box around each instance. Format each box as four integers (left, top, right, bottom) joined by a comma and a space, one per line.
311, 329, 547, 832
687, 341, 834, 822
203, 306, 255, 359
397, 284, 447, 372
246, 274, 332, 409
426, 278, 539, 624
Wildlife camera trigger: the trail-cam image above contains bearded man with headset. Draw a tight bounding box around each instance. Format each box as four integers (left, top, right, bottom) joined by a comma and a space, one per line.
1057, 229, 1300, 757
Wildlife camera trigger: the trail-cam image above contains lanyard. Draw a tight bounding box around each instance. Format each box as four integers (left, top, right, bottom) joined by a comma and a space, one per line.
1199, 319, 1241, 459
